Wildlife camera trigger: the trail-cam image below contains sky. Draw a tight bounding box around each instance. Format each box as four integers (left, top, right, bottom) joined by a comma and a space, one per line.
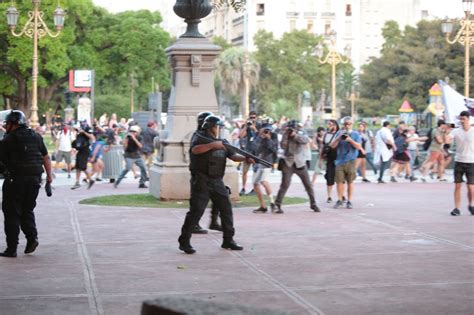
92, 0, 465, 19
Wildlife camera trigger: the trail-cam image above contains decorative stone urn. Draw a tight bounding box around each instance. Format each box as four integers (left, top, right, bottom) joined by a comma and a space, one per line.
173, 0, 213, 38
149, 0, 239, 200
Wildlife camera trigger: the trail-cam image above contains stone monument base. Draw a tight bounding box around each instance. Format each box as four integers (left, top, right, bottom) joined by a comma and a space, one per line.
149, 163, 239, 201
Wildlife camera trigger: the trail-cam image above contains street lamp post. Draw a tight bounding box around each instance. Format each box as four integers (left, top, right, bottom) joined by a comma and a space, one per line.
6, 0, 65, 128
314, 34, 350, 119
441, 0, 474, 98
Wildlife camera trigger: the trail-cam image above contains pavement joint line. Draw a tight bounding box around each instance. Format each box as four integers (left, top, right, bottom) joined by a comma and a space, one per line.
416, 232, 474, 251
68, 200, 104, 315
339, 212, 474, 251
82, 248, 472, 267
0, 294, 89, 300
291, 280, 474, 291
205, 232, 324, 315
169, 210, 323, 315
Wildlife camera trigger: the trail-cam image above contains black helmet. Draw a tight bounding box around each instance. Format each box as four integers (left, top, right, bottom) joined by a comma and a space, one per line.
197, 111, 214, 131
202, 115, 224, 130
5, 110, 27, 126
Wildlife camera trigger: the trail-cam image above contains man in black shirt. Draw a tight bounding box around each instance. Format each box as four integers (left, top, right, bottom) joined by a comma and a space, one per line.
114, 125, 148, 188
178, 115, 254, 254
71, 122, 95, 190
0, 110, 53, 257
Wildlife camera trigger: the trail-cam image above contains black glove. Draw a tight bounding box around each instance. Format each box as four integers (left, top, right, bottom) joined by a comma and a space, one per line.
45, 182, 52, 197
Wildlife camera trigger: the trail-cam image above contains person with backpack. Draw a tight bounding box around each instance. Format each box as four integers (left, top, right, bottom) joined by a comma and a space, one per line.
374, 121, 397, 183
389, 129, 414, 182
71, 123, 95, 190
420, 120, 450, 182
321, 119, 339, 203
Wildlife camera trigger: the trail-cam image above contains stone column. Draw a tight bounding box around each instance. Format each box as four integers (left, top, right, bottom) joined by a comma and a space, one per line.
149, 37, 239, 200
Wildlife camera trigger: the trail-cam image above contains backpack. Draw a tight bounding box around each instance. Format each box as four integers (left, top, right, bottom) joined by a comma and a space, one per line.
422, 128, 433, 151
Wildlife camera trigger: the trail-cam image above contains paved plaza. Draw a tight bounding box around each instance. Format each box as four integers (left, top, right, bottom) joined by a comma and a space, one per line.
0, 171, 473, 315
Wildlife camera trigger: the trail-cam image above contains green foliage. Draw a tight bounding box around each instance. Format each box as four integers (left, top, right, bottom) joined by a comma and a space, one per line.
253, 30, 353, 115
212, 36, 232, 50
0, 1, 171, 119
270, 99, 298, 120
215, 47, 260, 115
94, 94, 130, 120
359, 19, 473, 117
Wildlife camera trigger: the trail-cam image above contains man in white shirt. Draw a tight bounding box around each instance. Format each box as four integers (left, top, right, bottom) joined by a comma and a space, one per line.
373, 121, 397, 183
55, 124, 75, 178
450, 111, 474, 216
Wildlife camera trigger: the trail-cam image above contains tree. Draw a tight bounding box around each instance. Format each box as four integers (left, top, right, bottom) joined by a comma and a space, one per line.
215, 47, 260, 116
0, 1, 171, 118
358, 19, 473, 117
254, 30, 353, 116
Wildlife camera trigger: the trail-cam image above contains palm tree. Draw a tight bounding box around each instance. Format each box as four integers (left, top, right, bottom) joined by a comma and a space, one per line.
215, 47, 260, 117
213, 0, 246, 11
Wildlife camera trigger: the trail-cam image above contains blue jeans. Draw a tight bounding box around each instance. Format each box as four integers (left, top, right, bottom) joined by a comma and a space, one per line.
408, 150, 417, 175
116, 157, 147, 185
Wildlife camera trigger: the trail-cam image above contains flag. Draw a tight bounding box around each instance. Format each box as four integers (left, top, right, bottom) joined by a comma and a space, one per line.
439, 80, 474, 124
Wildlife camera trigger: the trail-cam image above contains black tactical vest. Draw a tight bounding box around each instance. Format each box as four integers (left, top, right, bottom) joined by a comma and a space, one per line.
193, 147, 227, 178
6, 127, 44, 176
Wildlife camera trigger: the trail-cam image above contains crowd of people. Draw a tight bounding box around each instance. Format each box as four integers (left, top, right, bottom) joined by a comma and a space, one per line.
43, 109, 474, 217
49, 113, 158, 190
0, 108, 472, 257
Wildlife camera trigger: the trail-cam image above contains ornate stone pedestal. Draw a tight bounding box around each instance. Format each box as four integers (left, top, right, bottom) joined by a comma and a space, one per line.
149, 37, 238, 200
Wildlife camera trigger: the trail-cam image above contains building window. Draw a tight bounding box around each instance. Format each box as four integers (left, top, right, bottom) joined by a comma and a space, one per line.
307, 21, 314, 32
289, 20, 296, 31
346, 4, 352, 16
257, 3, 265, 16
324, 21, 332, 35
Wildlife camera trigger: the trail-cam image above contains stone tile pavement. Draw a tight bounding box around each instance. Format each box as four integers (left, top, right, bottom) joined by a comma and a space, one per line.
0, 171, 473, 315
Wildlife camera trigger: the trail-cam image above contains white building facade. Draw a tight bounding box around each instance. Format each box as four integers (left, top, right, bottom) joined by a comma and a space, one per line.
196, 0, 423, 72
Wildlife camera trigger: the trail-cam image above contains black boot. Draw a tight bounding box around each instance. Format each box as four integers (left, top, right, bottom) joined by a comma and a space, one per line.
178, 236, 195, 254
191, 225, 208, 234
24, 238, 39, 254
0, 248, 17, 258
209, 220, 222, 231
221, 239, 243, 251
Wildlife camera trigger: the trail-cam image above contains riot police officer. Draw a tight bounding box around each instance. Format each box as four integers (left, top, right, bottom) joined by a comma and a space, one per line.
0, 110, 53, 257
179, 115, 254, 254
191, 111, 222, 234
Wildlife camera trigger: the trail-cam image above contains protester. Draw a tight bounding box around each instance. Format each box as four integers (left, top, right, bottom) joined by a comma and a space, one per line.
89, 134, 106, 184
355, 121, 373, 182
238, 111, 259, 195
450, 111, 474, 216
374, 121, 396, 183
331, 116, 362, 209
141, 121, 159, 168
274, 120, 320, 213
71, 122, 95, 190
114, 125, 148, 188
321, 120, 339, 202
252, 124, 278, 213
420, 120, 450, 182
54, 123, 75, 179
390, 129, 414, 182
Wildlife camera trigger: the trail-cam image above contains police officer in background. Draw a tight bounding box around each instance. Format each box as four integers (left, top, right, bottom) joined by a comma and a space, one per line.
179, 115, 254, 254
0, 110, 53, 257
191, 111, 223, 234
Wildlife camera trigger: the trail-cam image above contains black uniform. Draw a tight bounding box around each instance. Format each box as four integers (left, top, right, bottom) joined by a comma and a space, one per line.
180, 132, 235, 241
189, 130, 221, 227
0, 126, 48, 252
